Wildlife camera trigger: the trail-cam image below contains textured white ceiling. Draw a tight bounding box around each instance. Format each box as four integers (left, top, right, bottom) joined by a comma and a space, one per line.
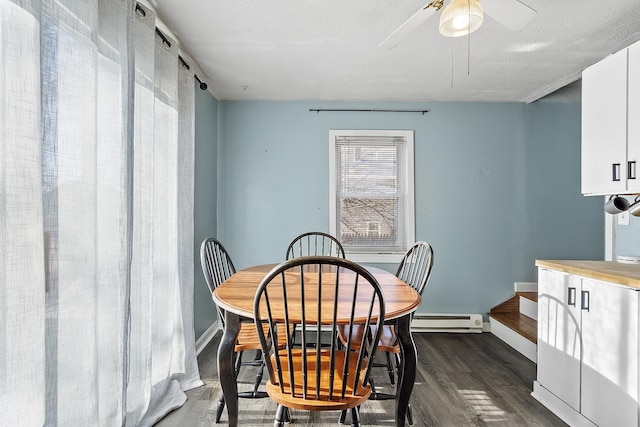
148, 0, 640, 103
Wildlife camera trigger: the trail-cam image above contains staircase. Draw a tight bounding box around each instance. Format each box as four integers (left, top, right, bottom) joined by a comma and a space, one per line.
489, 286, 537, 363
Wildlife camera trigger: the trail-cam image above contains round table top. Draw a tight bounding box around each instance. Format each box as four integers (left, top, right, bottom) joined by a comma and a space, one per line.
213, 263, 421, 322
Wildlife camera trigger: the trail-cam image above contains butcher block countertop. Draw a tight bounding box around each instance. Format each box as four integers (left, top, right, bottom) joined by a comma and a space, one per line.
536, 260, 640, 289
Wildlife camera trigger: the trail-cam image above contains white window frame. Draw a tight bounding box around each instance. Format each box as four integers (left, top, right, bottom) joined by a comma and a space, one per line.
329, 129, 415, 263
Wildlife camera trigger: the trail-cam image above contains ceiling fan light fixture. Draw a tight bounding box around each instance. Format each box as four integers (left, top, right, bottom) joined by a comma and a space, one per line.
439, 0, 484, 38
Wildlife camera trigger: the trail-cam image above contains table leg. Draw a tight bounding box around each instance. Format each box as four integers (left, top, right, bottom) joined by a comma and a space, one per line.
218, 311, 240, 427
395, 313, 416, 427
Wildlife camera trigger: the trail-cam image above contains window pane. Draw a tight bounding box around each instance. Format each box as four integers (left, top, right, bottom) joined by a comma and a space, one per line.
338, 144, 398, 195
338, 197, 401, 249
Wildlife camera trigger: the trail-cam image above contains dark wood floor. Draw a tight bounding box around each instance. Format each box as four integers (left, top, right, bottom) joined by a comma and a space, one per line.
157, 332, 566, 426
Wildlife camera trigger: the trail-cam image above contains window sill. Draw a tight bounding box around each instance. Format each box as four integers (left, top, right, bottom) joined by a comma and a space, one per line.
346, 253, 404, 264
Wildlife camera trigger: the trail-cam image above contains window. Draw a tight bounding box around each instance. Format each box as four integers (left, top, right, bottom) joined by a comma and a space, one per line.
329, 130, 415, 263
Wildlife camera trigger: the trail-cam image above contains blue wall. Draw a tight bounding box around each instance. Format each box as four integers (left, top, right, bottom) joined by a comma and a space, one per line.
213, 100, 604, 317
193, 87, 218, 339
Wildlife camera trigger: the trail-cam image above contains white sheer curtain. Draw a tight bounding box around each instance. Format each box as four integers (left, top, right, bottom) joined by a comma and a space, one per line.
0, 0, 201, 425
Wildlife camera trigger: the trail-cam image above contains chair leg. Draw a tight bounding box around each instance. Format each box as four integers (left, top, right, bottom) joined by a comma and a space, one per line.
338, 409, 347, 424
215, 393, 225, 423
235, 349, 268, 400
369, 377, 378, 399
252, 350, 264, 396
350, 406, 361, 427
406, 402, 414, 425
274, 404, 287, 427
385, 351, 395, 385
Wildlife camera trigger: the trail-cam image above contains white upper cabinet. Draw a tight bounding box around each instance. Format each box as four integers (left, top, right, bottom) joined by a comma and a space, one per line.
582, 40, 640, 195
628, 41, 640, 192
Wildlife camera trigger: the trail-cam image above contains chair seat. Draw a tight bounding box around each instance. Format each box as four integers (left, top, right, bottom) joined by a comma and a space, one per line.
235, 322, 264, 352
337, 324, 400, 354
236, 322, 290, 352
266, 349, 371, 411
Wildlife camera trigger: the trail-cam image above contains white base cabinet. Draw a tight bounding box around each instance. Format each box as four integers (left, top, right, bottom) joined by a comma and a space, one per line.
537, 269, 582, 410
534, 267, 639, 427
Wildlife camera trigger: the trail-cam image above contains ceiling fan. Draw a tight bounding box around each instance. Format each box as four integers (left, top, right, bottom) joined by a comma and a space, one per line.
378, 0, 537, 49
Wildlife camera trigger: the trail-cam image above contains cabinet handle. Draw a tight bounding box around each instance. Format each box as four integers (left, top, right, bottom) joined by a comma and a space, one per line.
581, 290, 590, 311
612, 163, 621, 182
567, 287, 576, 306
629, 161, 637, 180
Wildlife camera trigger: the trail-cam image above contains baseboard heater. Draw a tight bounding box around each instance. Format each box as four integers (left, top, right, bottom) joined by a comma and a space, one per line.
411, 313, 483, 333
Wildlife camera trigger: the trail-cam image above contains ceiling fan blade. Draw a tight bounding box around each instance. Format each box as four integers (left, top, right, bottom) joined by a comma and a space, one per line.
481, 0, 537, 31
378, 3, 438, 49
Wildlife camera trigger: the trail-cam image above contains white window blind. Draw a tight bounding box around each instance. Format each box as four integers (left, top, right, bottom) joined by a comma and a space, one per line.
329, 130, 415, 262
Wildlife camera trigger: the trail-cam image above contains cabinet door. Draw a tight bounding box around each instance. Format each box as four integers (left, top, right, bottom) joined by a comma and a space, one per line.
628, 40, 640, 192
581, 279, 638, 427
537, 268, 582, 410
582, 48, 628, 195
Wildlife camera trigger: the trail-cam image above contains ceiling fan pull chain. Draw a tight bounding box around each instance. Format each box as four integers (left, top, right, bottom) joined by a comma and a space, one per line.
467, 2, 471, 76
467, 0, 471, 75
451, 36, 455, 88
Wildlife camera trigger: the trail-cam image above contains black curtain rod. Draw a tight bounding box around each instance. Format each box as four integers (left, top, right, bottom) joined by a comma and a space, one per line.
309, 109, 430, 114
178, 55, 208, 90
136, 3, 208, 91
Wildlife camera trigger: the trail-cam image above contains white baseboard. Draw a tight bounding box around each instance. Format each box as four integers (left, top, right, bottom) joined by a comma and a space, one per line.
515, 281, 538, 293
532, 382, 597, 427
195, 320, 220, 355
412, 313, 483, 333
482, 321, 491, 332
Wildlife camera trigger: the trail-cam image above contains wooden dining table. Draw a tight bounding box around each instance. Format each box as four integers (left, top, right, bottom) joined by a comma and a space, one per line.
212, 263, 422, 427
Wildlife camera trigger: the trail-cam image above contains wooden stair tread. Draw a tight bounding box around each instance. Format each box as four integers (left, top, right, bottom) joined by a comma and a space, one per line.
490, 293, 538, 314
517, 291, 538, 302
489, 312, 537, 344
489, 295, 519, 313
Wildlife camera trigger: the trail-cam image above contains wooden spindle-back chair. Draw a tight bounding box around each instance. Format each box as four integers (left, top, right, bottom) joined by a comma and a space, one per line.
253, 256, 385, 427
200, 238, 268, 422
